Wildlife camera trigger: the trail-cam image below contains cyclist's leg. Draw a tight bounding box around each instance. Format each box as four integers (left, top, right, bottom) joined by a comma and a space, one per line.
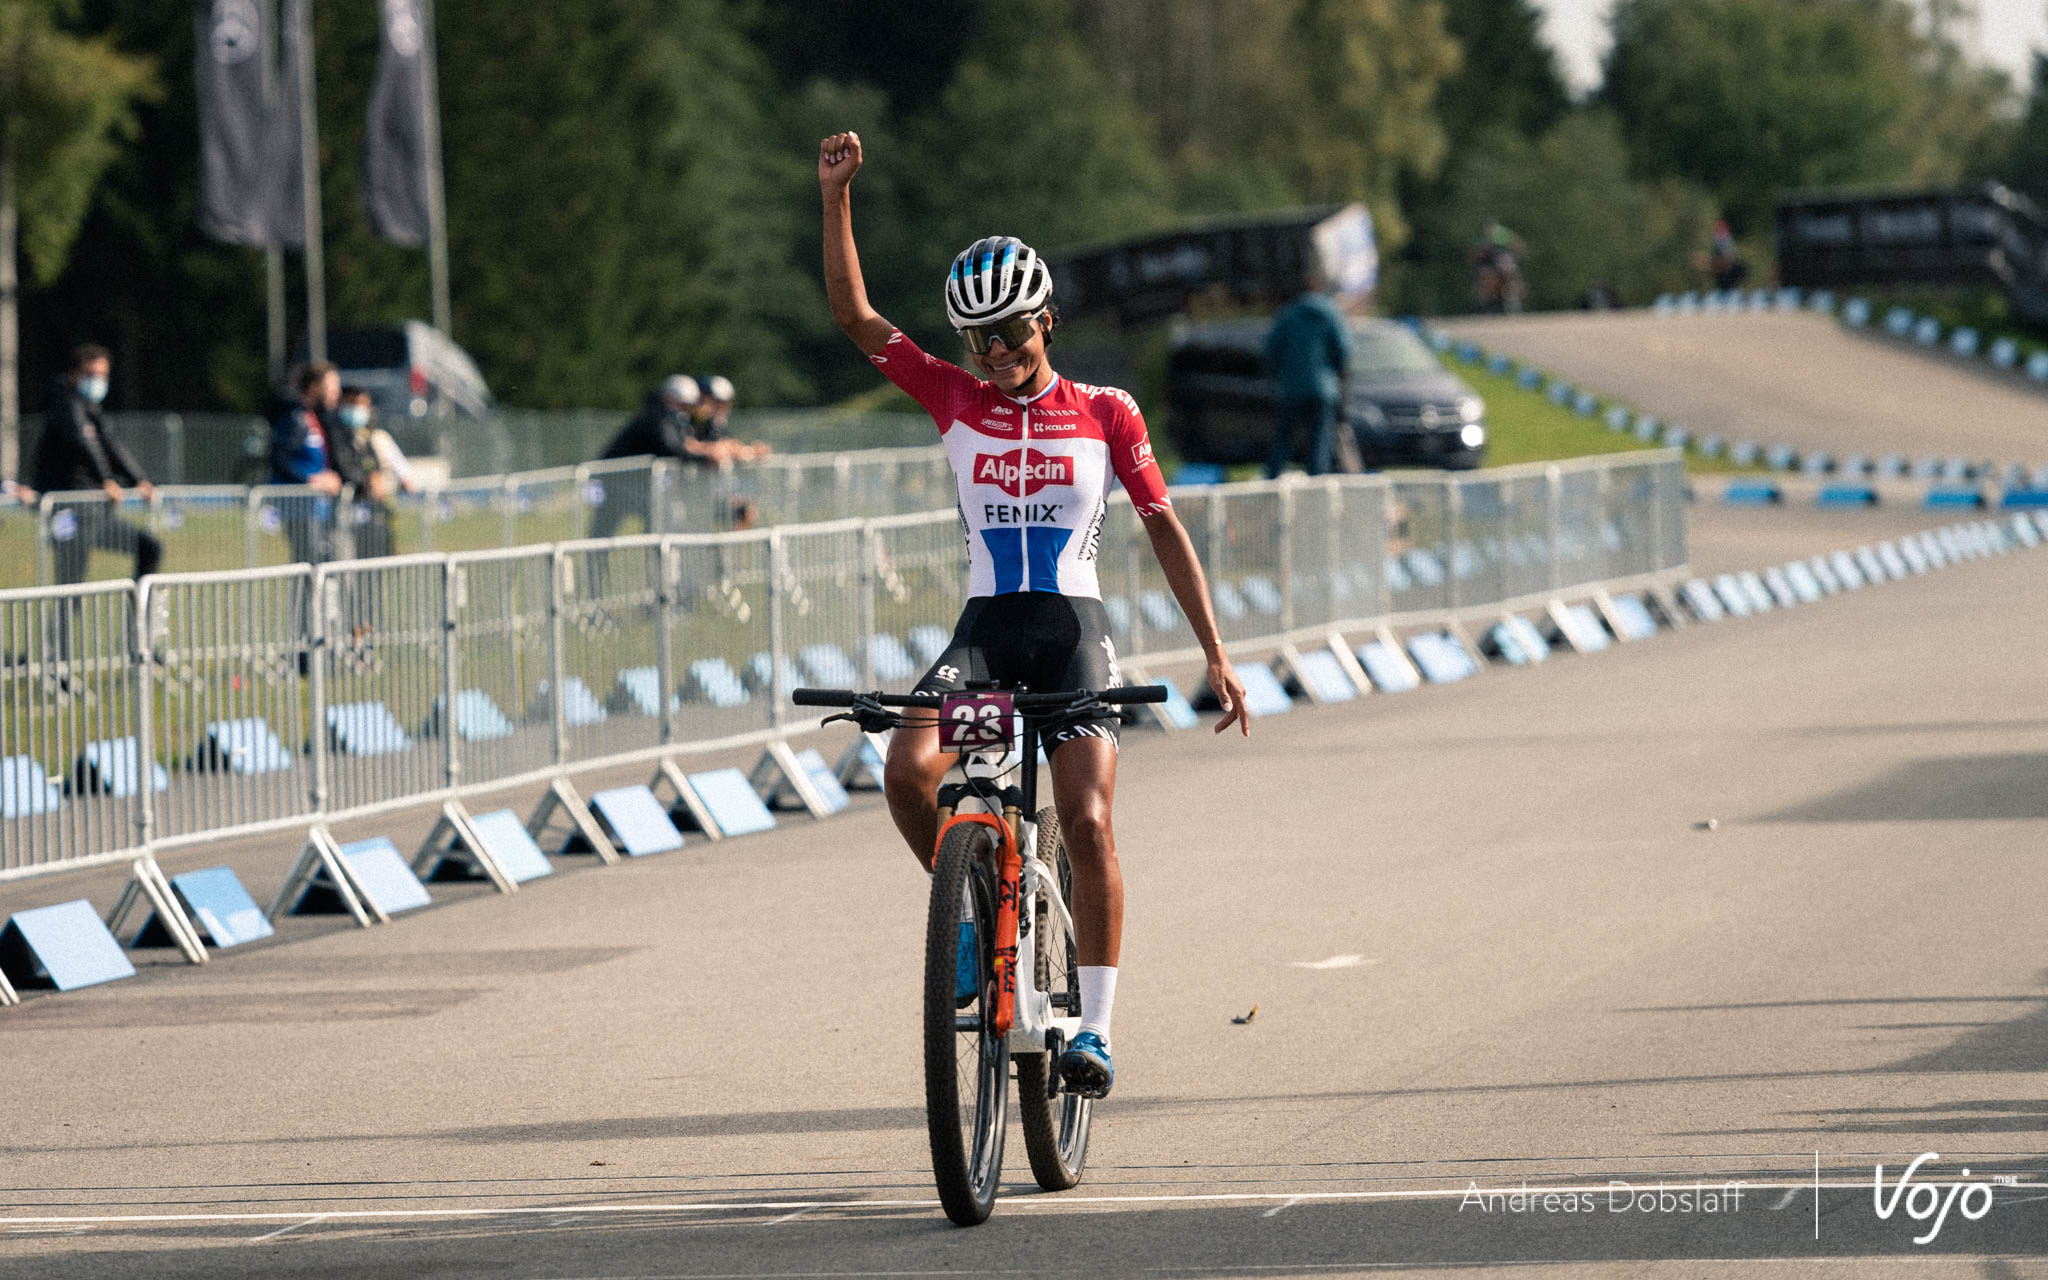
1047, 737, 1121, 967
887, 599, 987, 870
883, 723, 949, 871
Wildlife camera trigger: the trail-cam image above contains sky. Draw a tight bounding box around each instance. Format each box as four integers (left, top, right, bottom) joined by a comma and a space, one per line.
1529, 0, 2048, 95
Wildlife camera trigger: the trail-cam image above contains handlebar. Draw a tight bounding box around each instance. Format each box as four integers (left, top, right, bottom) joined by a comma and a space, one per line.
792, 685, 1169, 709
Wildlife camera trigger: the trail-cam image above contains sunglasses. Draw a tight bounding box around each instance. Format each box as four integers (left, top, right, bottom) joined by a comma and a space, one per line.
958, 311, 1043, 356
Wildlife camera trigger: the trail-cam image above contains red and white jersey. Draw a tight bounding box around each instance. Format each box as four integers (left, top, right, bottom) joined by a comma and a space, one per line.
871, 329, 1171, 599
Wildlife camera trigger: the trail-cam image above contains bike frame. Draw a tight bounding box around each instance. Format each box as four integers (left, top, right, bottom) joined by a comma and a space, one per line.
935, 719, 1082, 1059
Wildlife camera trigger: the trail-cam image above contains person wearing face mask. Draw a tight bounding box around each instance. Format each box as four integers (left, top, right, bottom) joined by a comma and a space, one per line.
270, 361, 372, 564
337, 386, 415, 561
31, 343, 161, 584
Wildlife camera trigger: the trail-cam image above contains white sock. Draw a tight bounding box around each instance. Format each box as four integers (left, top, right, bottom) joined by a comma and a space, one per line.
1077, 966, 1117, 1044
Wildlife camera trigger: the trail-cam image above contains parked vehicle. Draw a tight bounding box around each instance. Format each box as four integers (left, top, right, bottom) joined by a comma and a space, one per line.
1164, 317, 1487, 470
289, 322, 494, 461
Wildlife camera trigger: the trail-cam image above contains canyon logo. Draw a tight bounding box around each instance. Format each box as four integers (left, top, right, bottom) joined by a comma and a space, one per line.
974, 449, 1074, 497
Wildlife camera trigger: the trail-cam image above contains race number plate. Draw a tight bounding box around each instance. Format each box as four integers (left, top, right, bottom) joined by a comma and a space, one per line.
938, 691, 1015, 752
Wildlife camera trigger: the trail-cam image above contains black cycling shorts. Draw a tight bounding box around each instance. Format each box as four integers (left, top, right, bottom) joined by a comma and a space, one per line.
912, 592, 1123, 752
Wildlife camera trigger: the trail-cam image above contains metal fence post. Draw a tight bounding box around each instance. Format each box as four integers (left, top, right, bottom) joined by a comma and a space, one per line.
1278, 478, 1296, 634
443, 559, 462, 788
1444, 475, 1462, 613
858, 523, 878, 689
243, 490, 261, 568
657, 541, 678, 746
767, 528, 787, 730
1546, 463, 1564, 594
308, 565, 332, 814
500, 476, 519, 549
131, 578, 157, 849
34, 495, 52, 585
550, 549, 570, 765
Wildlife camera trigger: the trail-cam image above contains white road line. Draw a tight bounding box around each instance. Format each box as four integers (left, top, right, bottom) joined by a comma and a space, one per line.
5, 1180, 2042, 1228
247, 1215, 326, 1242
1288, 955, 1373, 970
1261, 1196, 1302, 1218
765, 1206, 813, 1226
1767, 1187, 1801, 1210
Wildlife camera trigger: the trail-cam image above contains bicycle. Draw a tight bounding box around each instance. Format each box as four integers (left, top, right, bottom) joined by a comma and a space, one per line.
792, 681, 1168, 1225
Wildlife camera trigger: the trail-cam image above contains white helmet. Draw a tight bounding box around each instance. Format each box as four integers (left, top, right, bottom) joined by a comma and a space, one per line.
944, 236, 1053, 330
660, 374, 702, 407
701, 374, 735, 403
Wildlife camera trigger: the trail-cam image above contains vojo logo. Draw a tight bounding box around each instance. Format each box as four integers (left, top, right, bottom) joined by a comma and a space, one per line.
973, 449, 1073, 497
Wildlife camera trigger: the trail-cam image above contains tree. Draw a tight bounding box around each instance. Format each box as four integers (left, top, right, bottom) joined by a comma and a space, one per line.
1434, 0, 1570, 156
1603, 0, 2016, 235
0, 0, 154, 480
2009, 51, 2048, 209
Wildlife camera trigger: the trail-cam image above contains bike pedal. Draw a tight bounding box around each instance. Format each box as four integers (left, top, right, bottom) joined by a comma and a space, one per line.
1044, 1029, 1065, 1099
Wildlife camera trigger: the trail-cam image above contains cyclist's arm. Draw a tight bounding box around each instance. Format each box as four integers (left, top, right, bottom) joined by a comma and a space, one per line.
819, 131, 895, 357
1141, 509, 1250, 736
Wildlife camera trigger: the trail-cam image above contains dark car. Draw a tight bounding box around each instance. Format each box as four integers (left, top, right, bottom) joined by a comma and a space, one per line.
1164, 316, 1487, 470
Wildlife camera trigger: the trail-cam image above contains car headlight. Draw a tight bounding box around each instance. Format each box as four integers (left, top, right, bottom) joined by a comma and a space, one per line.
1459, 423, 1486, 449
1457, 395, 1485, 423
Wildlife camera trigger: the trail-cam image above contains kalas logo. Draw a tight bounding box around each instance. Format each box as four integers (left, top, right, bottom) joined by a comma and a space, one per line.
974, 449, 1074, 497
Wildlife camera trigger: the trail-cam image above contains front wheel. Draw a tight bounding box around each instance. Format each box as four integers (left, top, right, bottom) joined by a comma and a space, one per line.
1014, 806, 1092, 1190
925, 820, 1009, 1225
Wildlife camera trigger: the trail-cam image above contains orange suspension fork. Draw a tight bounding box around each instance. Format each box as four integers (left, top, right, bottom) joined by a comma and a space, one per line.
938, 810, 1023, 1036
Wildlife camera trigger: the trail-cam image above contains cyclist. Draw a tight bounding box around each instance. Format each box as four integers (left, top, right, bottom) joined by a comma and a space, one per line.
819, 130, 1250, 1099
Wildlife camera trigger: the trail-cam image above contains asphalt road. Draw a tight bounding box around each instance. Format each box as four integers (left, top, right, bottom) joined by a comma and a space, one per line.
1439, 310, 2048, 467
2, 503, 2044, 1276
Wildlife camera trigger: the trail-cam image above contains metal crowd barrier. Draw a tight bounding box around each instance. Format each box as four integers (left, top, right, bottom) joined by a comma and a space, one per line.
6, 447, 959, 590
0, 451, 1686, 886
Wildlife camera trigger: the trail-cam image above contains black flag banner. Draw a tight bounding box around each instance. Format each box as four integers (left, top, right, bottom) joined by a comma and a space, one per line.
363, 0, 431, 246
194, 0, 275, 245
271, 0, 311, 249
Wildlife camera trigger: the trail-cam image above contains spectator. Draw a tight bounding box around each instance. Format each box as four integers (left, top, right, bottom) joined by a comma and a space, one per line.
270, 361, 369, 564
1262, 273, 1354, 478
589, 374, 701, 539
689, 375, 771, 467
30, 343, 161, 583
1705, 220, 1748, 291
3, 478, 37, 504
337, 386, 415, 561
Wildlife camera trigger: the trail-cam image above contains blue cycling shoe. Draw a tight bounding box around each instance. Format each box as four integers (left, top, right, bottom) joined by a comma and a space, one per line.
1059, 1030, 1114, 1098
955, 921, 978, 1006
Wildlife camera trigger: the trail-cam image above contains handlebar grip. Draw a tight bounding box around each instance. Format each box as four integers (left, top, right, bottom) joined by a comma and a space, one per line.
1111, 684, 1170, 704
790, 688, 854, 707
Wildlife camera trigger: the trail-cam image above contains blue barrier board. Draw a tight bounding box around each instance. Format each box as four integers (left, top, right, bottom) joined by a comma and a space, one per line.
1210, 581, 1246, 620
1782, 562, 1824, 604
1101, 596, 1132, 636
2000, 490, 2048, 509
443, 689, 515, 741
168, 866, 273, 948
1828, 550, 1866, 589
1, 755, 63, 818
203, 718, 292, 775
1554, 604, 1611, 652
1761, 566, 1799, 608
799, 644, 860, 688
0, 900, 135, 990
1484, 616, 1548, 665
792, 749, 851, 815
1406, 632, 1477, 683
467, 809, 554, 882
1679, 579, 1725, 621
328, 701, 413, 756
1924, 488, 1985, 509
868, 634, 917, 682
1356, 641, 1420, 692
77, 738, 168, 798
1155, 676, 1201, 729
613, 666, 667, 717
1607, 594, 1659, 640
687, 767, 778, 837
908, 625, 951, 665
589, 786, 686, 855
1817, 486, 1878, 508
334, 838, 432, 915
558, 677, 608, 727
1171, 462, 1225, 485
1404, 549, 1445, 587
1231, 662, 1296, 715
1710, 574, 1753, 617
1138, 591, 1181, 632
688, 659, 749, 708
1722, 482, 1780, 506
1290, 649, 1358, 702
1241, 577, 1283, 615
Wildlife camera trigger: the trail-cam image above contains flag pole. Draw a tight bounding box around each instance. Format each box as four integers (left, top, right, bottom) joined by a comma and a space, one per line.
418, 0, 451, 337
261, 0, 285, 382
292, 0, 326, 363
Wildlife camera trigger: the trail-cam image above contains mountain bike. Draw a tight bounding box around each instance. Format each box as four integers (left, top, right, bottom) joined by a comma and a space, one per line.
792, 682, 1168, 1225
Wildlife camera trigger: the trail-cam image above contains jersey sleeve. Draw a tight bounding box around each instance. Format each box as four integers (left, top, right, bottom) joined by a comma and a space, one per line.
1102, 392, 1172, 516
869, 329, 979, 436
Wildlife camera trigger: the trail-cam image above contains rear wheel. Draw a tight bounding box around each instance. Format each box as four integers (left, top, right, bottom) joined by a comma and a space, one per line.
1015, 806, 1092, 1191
924, 820, 1008, 1225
